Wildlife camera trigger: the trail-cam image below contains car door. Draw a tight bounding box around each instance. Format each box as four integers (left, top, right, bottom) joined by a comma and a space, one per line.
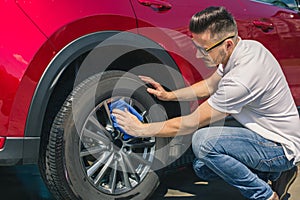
239, 0, 300, 105
130, 0, 248, 84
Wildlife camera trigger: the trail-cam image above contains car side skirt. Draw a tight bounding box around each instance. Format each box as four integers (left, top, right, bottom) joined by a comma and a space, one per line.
0, 137, 40, 166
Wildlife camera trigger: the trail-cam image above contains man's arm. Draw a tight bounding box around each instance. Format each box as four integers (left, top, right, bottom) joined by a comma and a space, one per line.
174, 70, 222, 101
112, 100, 228, 138
139, 70, 221, 101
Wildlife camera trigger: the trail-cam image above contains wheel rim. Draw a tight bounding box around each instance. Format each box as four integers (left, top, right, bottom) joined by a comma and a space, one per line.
79, 97, 156, 195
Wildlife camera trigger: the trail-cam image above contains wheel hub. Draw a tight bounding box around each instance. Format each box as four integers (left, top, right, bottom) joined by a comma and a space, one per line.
79, 97, 156, 195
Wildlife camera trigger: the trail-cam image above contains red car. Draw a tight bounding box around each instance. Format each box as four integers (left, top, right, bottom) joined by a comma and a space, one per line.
1, 0, 299, 199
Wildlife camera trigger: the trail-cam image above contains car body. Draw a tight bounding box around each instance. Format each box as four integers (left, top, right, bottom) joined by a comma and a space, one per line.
1, 0, 299, 199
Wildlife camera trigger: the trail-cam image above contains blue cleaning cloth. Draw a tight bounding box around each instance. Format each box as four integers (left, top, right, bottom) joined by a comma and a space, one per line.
109, 99, 143, 140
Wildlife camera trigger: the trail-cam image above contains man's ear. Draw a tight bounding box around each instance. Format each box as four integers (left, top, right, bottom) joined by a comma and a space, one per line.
226, 39, 234, 51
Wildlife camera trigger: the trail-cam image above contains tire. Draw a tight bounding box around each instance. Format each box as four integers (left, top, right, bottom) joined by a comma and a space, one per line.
42, 71, 169, 200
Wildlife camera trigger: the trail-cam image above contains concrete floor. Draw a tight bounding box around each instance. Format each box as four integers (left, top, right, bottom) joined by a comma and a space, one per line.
0, 164, 299, 200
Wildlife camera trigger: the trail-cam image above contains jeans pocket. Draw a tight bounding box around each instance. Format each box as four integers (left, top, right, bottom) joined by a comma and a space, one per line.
256, 155, 293, 172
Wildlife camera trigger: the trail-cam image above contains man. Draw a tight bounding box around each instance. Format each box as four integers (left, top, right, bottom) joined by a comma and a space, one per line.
113, 6, 300, 200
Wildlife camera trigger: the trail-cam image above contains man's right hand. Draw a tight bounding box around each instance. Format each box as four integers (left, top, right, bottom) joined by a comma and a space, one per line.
139, 76, 174, 101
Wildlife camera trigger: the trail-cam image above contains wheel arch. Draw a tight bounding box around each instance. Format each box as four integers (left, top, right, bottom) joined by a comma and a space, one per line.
25, 31, 191, 158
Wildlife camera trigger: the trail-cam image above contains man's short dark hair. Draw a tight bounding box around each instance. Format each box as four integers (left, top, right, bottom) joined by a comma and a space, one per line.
189, 6, 238, 38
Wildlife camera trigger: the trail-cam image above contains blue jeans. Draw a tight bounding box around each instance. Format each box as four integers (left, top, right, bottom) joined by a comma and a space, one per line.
192, 126, 295, 200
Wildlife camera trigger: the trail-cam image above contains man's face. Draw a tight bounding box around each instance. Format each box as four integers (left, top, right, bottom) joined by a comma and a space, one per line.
192, 31, 228, 68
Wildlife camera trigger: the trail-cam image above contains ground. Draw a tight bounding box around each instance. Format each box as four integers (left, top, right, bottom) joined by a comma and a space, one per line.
0, 164, 299, 200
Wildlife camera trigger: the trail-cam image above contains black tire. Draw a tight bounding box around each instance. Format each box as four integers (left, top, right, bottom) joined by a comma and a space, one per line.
43, 71, 169, 200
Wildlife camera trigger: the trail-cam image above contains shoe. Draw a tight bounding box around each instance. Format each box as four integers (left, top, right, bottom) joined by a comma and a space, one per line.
271, 166, 298, 200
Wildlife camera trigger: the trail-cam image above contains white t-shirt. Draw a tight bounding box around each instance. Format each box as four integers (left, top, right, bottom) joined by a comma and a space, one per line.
208, 39, 300, 165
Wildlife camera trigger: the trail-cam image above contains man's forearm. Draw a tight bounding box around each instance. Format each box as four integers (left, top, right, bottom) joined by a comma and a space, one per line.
168, 80, 211, 101
169, 71, 221, 101
142, 100, 227, 137
144, 116, 199, 137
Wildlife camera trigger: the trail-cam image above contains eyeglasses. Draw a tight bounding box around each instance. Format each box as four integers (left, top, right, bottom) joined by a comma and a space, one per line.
192, 35, 235, 56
